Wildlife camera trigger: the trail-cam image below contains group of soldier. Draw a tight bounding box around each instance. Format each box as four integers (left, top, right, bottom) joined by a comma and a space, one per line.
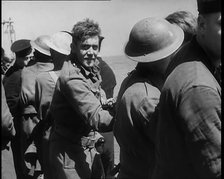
1, 0, 221, 179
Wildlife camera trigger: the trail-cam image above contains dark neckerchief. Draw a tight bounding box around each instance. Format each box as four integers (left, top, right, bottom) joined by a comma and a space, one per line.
71, 56, 100, 83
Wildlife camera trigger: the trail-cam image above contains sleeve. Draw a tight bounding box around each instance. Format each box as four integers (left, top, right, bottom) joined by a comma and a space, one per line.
100, 87, 107, 103
137, 95, 160, 143
20, 73, 39, 137
3, 73, 21, 116
62, 76, 114, 132
20, 71, 37, 115
34, 78, 41, 119
178, 86, 221, 179
1, 82, 16, 138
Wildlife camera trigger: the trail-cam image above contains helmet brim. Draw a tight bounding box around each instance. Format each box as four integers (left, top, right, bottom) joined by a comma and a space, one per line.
30, 40, 51, 56
45, 40, 71, 55
125, 24, 184, 63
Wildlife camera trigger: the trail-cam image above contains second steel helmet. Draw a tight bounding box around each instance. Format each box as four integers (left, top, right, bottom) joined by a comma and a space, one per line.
45, 31, 72, 55
31, 35, 51, 56
125, 17, 184, 63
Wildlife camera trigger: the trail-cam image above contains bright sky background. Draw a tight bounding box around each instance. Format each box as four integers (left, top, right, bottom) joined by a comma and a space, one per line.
2, 0, 198, 57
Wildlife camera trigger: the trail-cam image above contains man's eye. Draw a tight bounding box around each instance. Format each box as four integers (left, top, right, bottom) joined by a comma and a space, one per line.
81, 44, 99, 51
92, 45, 98, 50
81, 44, 90, 50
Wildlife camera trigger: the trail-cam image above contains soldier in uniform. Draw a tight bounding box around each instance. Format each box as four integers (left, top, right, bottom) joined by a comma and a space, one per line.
3, 39, 33, 179
20, 35, 54, 178
153, 0, 221, 178
34, 31, 72, 179
114, 17, 184, 179
1, 47, 16, 179
48, 18, 115, 179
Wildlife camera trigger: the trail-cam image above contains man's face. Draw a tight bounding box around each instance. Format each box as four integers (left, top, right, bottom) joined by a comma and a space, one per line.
23, 57, 31, 66
201, 12, 221, 59
74, 36, 99, 69
16, 56, 30, 67
24, 49, 34, 66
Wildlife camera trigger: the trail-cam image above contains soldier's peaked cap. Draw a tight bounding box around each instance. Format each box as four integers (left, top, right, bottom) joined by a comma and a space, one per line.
11, 39, 31, 53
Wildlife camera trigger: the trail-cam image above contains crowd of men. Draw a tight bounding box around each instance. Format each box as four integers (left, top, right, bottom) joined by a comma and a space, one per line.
1, 0, 221, 179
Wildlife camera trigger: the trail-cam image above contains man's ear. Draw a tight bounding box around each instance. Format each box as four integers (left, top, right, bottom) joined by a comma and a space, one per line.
99, 36, 104, 52
197, 15, 206, 34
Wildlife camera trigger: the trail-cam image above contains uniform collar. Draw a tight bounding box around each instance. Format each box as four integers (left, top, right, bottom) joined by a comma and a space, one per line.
71, 56, 100, 82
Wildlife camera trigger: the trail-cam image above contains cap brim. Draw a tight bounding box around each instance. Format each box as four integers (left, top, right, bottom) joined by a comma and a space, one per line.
30, 40, 51, 56
125, 24, 184, 63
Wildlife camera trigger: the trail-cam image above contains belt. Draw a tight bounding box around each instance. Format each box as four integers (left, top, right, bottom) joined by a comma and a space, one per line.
54, 125, 104, 149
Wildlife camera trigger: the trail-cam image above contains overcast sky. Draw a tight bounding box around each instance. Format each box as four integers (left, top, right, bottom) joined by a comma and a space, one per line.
2, 0, 198, 57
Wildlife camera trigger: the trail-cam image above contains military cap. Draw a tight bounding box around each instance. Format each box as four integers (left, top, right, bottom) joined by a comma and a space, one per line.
11, 39, 31, 53
197, 0, 221, 14
30, 35, 51, 56
46, 31, 72, 55
125, 17, 184, 63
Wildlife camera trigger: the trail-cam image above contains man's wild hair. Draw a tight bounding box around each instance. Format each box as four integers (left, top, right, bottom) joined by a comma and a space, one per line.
71, 18, 101, 43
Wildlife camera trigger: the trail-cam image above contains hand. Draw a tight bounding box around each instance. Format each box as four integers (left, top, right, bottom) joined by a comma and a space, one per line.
102, 98, 116, 110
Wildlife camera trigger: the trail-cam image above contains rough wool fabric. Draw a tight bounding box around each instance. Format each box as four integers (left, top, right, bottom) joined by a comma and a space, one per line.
197, 0, 221, 14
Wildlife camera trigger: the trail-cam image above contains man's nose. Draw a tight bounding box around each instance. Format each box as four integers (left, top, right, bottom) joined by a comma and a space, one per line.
87, 47, 94, 55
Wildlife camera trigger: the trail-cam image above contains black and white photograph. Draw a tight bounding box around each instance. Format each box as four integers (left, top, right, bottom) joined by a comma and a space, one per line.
1, 0, 221, 179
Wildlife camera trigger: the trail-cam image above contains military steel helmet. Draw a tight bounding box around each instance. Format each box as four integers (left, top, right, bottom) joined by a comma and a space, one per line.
30, 35, 51, 56
125, 17, 184, 63
45, 31, 72, 55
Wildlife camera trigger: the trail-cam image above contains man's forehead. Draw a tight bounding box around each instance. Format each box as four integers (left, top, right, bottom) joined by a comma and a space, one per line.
81, 36, 99, 44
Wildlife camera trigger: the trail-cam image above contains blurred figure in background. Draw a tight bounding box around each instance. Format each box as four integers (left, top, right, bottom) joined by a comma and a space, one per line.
114, 17, 184, 179
153, 0, 221, 178
97, 56, 117, 178
166, 10, 197, 44
1, 47, 16, 179
165, 10, 198, 77
97, 46, 117, 178
96, 36, 117, 99
3, 39, 33, 116
3, 40, 33, 179
19, 35, 54, 179
1, 47, 13, 75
